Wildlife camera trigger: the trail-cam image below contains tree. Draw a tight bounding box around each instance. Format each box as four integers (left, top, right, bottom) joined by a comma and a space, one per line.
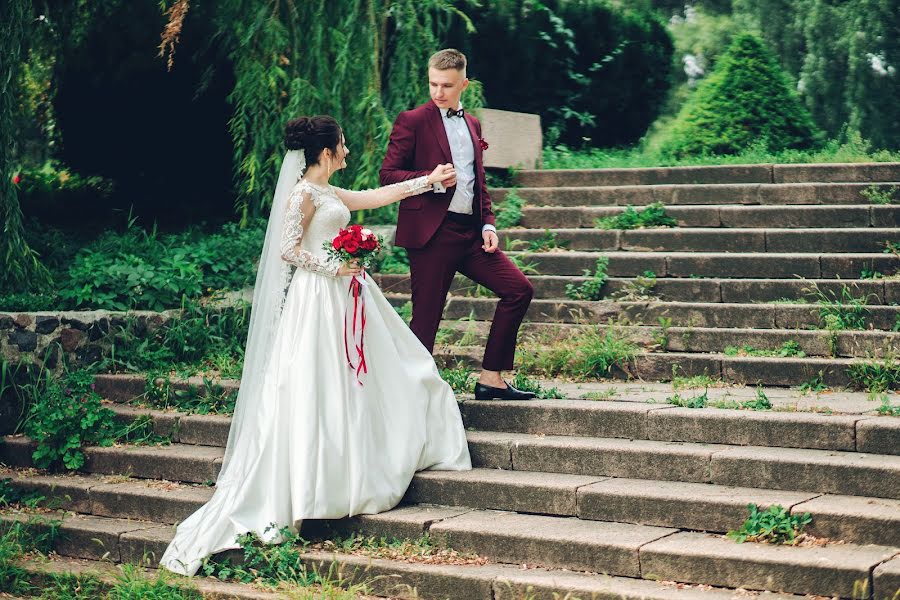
661, 33, 821, 157
1, 0, 51, 292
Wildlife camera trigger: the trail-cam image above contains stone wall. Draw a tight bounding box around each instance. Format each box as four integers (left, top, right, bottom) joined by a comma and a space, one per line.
1, 310, 176, 371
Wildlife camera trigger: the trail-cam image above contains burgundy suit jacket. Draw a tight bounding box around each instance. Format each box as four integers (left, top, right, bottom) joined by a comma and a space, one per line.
380, 101, 496, 249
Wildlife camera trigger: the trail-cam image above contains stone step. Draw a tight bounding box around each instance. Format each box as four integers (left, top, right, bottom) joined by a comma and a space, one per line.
503, 250, 898, 278
495, 227, 899, 253
386, 295, 900, 331
493, 182, 900, 207
6, 463, 900, 549
436, 320, 900, 358
77, 378, 900, 455
375, 273, 900, 304
436, 346, 874, 388
10, 553, 278, 598
5, 427, 900, 499
511, 162, 900, 187
520, 204, 900, 229
3, 515, 826, 600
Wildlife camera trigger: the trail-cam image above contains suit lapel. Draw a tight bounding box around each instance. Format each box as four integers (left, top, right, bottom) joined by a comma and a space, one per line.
426, 103, 453, 164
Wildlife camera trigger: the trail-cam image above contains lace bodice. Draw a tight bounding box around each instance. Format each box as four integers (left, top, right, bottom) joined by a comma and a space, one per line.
280, 176, 430, 276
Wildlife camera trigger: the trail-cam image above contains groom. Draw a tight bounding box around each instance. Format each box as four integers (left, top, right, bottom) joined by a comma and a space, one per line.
380, 49, 535, 401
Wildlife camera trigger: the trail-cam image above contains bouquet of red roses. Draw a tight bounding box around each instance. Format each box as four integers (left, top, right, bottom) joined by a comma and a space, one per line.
323, 224, 383, 270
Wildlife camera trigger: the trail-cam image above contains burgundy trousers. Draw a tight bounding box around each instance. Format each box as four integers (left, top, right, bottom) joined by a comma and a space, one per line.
406, 215, 534, 371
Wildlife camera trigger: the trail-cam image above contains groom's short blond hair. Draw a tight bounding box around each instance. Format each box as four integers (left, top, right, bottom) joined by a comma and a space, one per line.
429, 49, 467, 73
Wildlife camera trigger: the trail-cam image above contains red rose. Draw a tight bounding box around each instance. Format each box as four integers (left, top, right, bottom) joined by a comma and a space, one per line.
344, 240, 360, 254
12, 174, 21, 185
332, 238, 342, 250
479, 138, 489, 151
362, 237, 377, 251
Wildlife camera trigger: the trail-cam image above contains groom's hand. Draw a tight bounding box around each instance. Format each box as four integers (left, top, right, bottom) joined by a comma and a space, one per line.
482, 230, 499, 253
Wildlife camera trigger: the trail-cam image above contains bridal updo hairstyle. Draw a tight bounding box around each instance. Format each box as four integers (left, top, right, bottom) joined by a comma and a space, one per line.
285, 115, 342, 167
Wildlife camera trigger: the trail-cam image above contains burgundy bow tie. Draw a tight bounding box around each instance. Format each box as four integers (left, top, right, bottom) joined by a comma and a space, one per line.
445, 107, 465, 118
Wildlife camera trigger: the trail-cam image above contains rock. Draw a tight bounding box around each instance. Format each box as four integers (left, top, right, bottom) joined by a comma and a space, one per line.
60, 328, 86, 353
9, 330, 37, 352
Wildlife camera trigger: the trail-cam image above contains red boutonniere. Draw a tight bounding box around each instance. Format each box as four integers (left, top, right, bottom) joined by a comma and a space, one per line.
479, 138, 489, 151
12, 174, 21, 185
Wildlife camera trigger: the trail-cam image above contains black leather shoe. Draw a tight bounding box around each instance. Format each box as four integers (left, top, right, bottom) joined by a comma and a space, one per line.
473, 380, 536, 400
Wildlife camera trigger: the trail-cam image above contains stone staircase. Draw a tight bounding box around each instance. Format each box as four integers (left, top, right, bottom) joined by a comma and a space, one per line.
377, 162, 900, 388
2, 373, 900, 598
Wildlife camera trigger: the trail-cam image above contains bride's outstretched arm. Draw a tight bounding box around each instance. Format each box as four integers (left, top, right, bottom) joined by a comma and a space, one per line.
334, 164, 455, 211
280, 187, 340, 276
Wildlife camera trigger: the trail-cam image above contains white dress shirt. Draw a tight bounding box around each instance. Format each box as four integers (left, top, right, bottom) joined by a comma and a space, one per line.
438, 103, 496, 234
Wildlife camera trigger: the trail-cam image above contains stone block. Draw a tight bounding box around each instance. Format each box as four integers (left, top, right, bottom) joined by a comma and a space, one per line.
622, 230, 765, 253
34, 316, 59, 335
792, 494, 900, 547
871, 206, 900, 228
13, 314, 32, 328
633, 353, 721, 381
337, 505, 472, 542
874, 556, 900, 600
89, 480, 211, 524
666, 254, 821, 279
773, 162, 900, 184
465, 431, 513, 469
767, 229, 895, 253
59, 328, 85, 352
8, 330, 37, 352
175, 413, 231, 446
857, 418, 900, 456
720, 205, 871, 228
119, 524, 176, 566
721, 356, 852, 387
82, 444, 223, 484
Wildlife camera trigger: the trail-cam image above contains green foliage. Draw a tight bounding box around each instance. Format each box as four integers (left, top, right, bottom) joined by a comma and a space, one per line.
17, 160, 115, 210
806, 283, 871, 331
201, 524, 315, 586
1, 517, 61, 595
445, 1, 673, 147
394, 300, 413, 325
21, 369, 117, 470
711, 387, 774, 410
375, 245, 410, 274
440, 366, 477, 395
666, 388, 709, 408
723, 341, 806, 358
876, 396, 900, 417
574, 328, 639, 378
517, 327, 638, 380
510, 373, 564, 399
862, 185, 899, 205
494, 189, 526, 230
661, 33, 821, 157
142, 374, 238, 416
525, 230, 568, 253
799, 372, 828, 394
565, 257, 609, 301
1, 0, 52, 293
614, 271, 658, 301
847, 352, 900, 394
728, 503, 812, 545
107, 564, 203, 599
104, 300, 250, 379
594, 203, 677, 230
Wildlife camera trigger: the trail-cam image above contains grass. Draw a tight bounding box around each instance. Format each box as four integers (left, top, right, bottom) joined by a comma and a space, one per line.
510, 372, 564, 399
861, 184, 899, 205
876, 396, 900, 416
709, 387, 774, 411
727, 503, 812, 546
594, 203, 677, 230
666, 388, 709, 408
723, 340, 806, 358
542, 132, 900, 170
671, 370, 727, 390
798, 372, 829, 394
613, 271, 658, 301
804, 283, 872, 331
847, 352, 900, 394
440, 366, 477, 395
516, 326, 638, 380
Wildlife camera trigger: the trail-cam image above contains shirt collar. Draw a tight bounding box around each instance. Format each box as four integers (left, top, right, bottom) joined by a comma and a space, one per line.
440, 102, 464, 121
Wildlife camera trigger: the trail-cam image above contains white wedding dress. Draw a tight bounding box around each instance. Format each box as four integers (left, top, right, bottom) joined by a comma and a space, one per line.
159, 176, 472, 576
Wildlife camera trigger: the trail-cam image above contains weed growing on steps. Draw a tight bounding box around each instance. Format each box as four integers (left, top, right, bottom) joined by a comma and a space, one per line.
141, 372, 237, 415
670, 368, 727, 390
708, 387, 773, 411
847, 351, 900, 394
666, 388, 709, 408
0, 515, 64, 595
723, 340, 806, 358
804, 282, 872, 331
875, 396, 900, 416
440, 366, 477, 395
494, 188, 526, 229
517, 327, 638, 380
652, 316, 672, 350
524, 230, 569, 252
314, 532, 487, 566
565, 257, 609, 301
394, 299, 413, 325
510, 373, 565, 399
614, 271, 658, 301
861, 184, 899, 205
798, 372, 829, 394
593, 202, 677, 230
728, 504, 812, 545
374, 245, 410, 274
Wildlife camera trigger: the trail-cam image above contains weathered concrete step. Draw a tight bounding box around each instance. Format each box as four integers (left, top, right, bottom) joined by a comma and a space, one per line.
6, 422, 900, 499
505, 250, 899, 278
2, 515, 818, 600
392, 295, 900, 330
335, 505, 899, 598
6, 464, 899, 550
376, 273, 900, 304
520, 204, 900, 229
86, 381, 900, 454
464, 430, 900, 500
494, 182, 900, 207
437, 346, 878, 388
12, 554, 278, 599
497, 227, 899, 253
512, 162, 900, 187
437, 319, 900, 358
405, 469, 900, 547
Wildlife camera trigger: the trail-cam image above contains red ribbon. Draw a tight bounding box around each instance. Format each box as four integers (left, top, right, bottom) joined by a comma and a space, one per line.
344, 273, 368, 385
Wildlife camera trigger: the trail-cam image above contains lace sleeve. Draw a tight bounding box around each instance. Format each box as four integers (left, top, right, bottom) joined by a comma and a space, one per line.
280, 186, 340, 277
333, 176, 432, 211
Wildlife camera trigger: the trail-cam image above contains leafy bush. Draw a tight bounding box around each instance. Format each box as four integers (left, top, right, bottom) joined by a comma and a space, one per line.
17, 161, 115, 217
566, 257, 609, 301
661, 33, 821, 157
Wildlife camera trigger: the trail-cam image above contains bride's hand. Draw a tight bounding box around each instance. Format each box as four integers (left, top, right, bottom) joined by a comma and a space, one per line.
338, 259, 363, 277
427, 163, 456, 185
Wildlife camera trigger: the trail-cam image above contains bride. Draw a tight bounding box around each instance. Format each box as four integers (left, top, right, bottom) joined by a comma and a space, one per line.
159, 115, 472, 576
